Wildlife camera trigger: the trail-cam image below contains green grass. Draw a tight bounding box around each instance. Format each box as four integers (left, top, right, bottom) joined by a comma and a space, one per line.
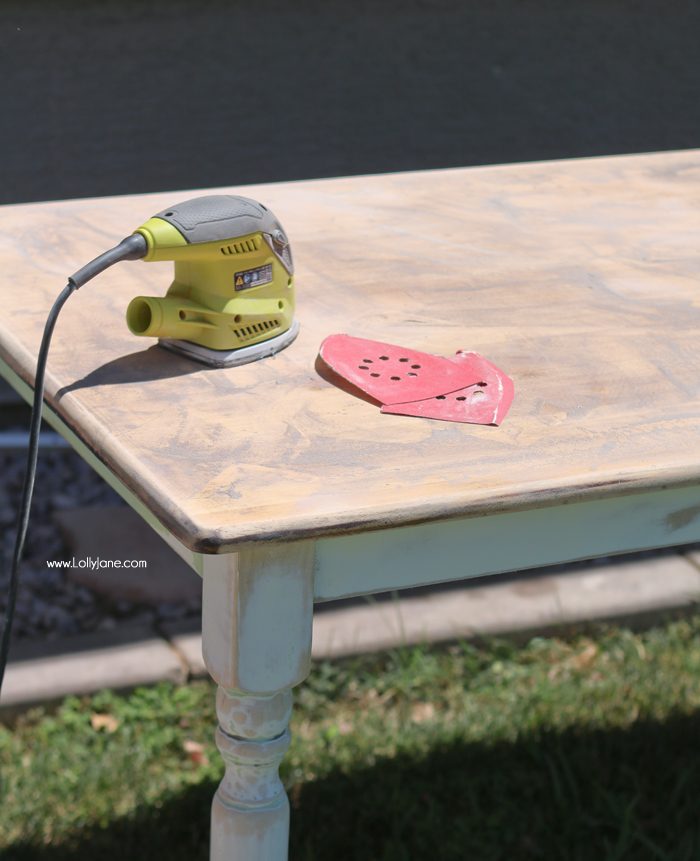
4, 614, 700, 859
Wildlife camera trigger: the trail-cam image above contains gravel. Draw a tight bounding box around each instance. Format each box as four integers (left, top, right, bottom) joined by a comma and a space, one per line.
0, 421, 201, 643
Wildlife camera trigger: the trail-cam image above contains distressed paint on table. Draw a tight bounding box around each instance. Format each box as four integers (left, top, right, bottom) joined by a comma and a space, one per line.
1, 150, 700, 552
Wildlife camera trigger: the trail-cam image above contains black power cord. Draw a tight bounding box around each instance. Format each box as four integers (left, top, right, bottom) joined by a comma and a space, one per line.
0, 233, 147, 698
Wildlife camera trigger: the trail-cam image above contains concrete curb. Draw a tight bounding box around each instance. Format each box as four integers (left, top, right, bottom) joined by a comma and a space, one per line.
1, 623, 186, 715
3, 548, 700, 714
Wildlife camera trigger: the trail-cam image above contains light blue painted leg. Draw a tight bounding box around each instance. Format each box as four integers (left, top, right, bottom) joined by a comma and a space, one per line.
202, 542, 314, 861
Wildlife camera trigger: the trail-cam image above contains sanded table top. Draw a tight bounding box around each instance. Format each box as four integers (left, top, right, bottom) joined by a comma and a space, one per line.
1, 150, 700, 552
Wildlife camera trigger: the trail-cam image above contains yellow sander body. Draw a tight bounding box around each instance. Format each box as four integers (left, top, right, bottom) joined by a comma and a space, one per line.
126, 195, 298, 367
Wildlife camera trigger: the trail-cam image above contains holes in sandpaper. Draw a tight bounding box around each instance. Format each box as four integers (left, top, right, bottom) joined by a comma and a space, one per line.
359, 355, 418, 382
353, 356, 492, 400
434, 386, 489, 403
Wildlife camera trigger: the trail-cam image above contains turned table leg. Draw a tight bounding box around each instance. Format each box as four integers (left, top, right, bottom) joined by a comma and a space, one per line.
201, 542, 314, 861
211, 688, 292, 858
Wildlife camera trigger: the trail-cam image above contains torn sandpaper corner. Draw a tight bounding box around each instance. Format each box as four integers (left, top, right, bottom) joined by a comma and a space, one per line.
317, 334, 514, 426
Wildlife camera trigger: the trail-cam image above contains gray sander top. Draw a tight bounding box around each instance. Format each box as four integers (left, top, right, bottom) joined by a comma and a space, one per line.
153, 195, 287, 245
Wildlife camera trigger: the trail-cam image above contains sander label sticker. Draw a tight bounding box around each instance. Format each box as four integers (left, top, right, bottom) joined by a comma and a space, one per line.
234, 263, 273, 291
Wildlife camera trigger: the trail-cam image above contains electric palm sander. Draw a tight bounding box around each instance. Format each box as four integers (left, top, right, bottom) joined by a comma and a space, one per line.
126, 195, 298, 367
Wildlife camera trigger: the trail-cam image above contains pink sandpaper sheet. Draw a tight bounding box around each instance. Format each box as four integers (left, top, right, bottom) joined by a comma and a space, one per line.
318, 335, 514, 426
318, 334, 485, 405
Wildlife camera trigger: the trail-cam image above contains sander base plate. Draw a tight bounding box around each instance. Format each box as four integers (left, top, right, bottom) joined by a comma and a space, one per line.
159, 320, 300, 368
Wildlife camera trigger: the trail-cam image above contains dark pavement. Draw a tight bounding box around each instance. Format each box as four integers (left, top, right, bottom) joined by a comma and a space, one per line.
1, 0, 699, 204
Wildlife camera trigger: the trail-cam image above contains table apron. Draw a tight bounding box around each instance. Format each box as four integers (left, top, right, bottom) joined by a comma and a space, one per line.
312, 485, 700, 601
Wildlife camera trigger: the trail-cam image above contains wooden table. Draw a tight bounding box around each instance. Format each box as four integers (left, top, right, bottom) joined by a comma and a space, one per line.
2, 150, 700, 859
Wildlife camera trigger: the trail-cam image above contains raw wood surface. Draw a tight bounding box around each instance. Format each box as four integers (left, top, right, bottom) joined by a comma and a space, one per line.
1, 150, 699, 551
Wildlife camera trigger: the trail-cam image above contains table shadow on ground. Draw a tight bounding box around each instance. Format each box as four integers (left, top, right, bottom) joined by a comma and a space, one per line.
5, 711, 700, 860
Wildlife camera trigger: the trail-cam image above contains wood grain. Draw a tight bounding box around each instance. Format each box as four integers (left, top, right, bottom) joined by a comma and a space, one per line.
1, 150, 700, 551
